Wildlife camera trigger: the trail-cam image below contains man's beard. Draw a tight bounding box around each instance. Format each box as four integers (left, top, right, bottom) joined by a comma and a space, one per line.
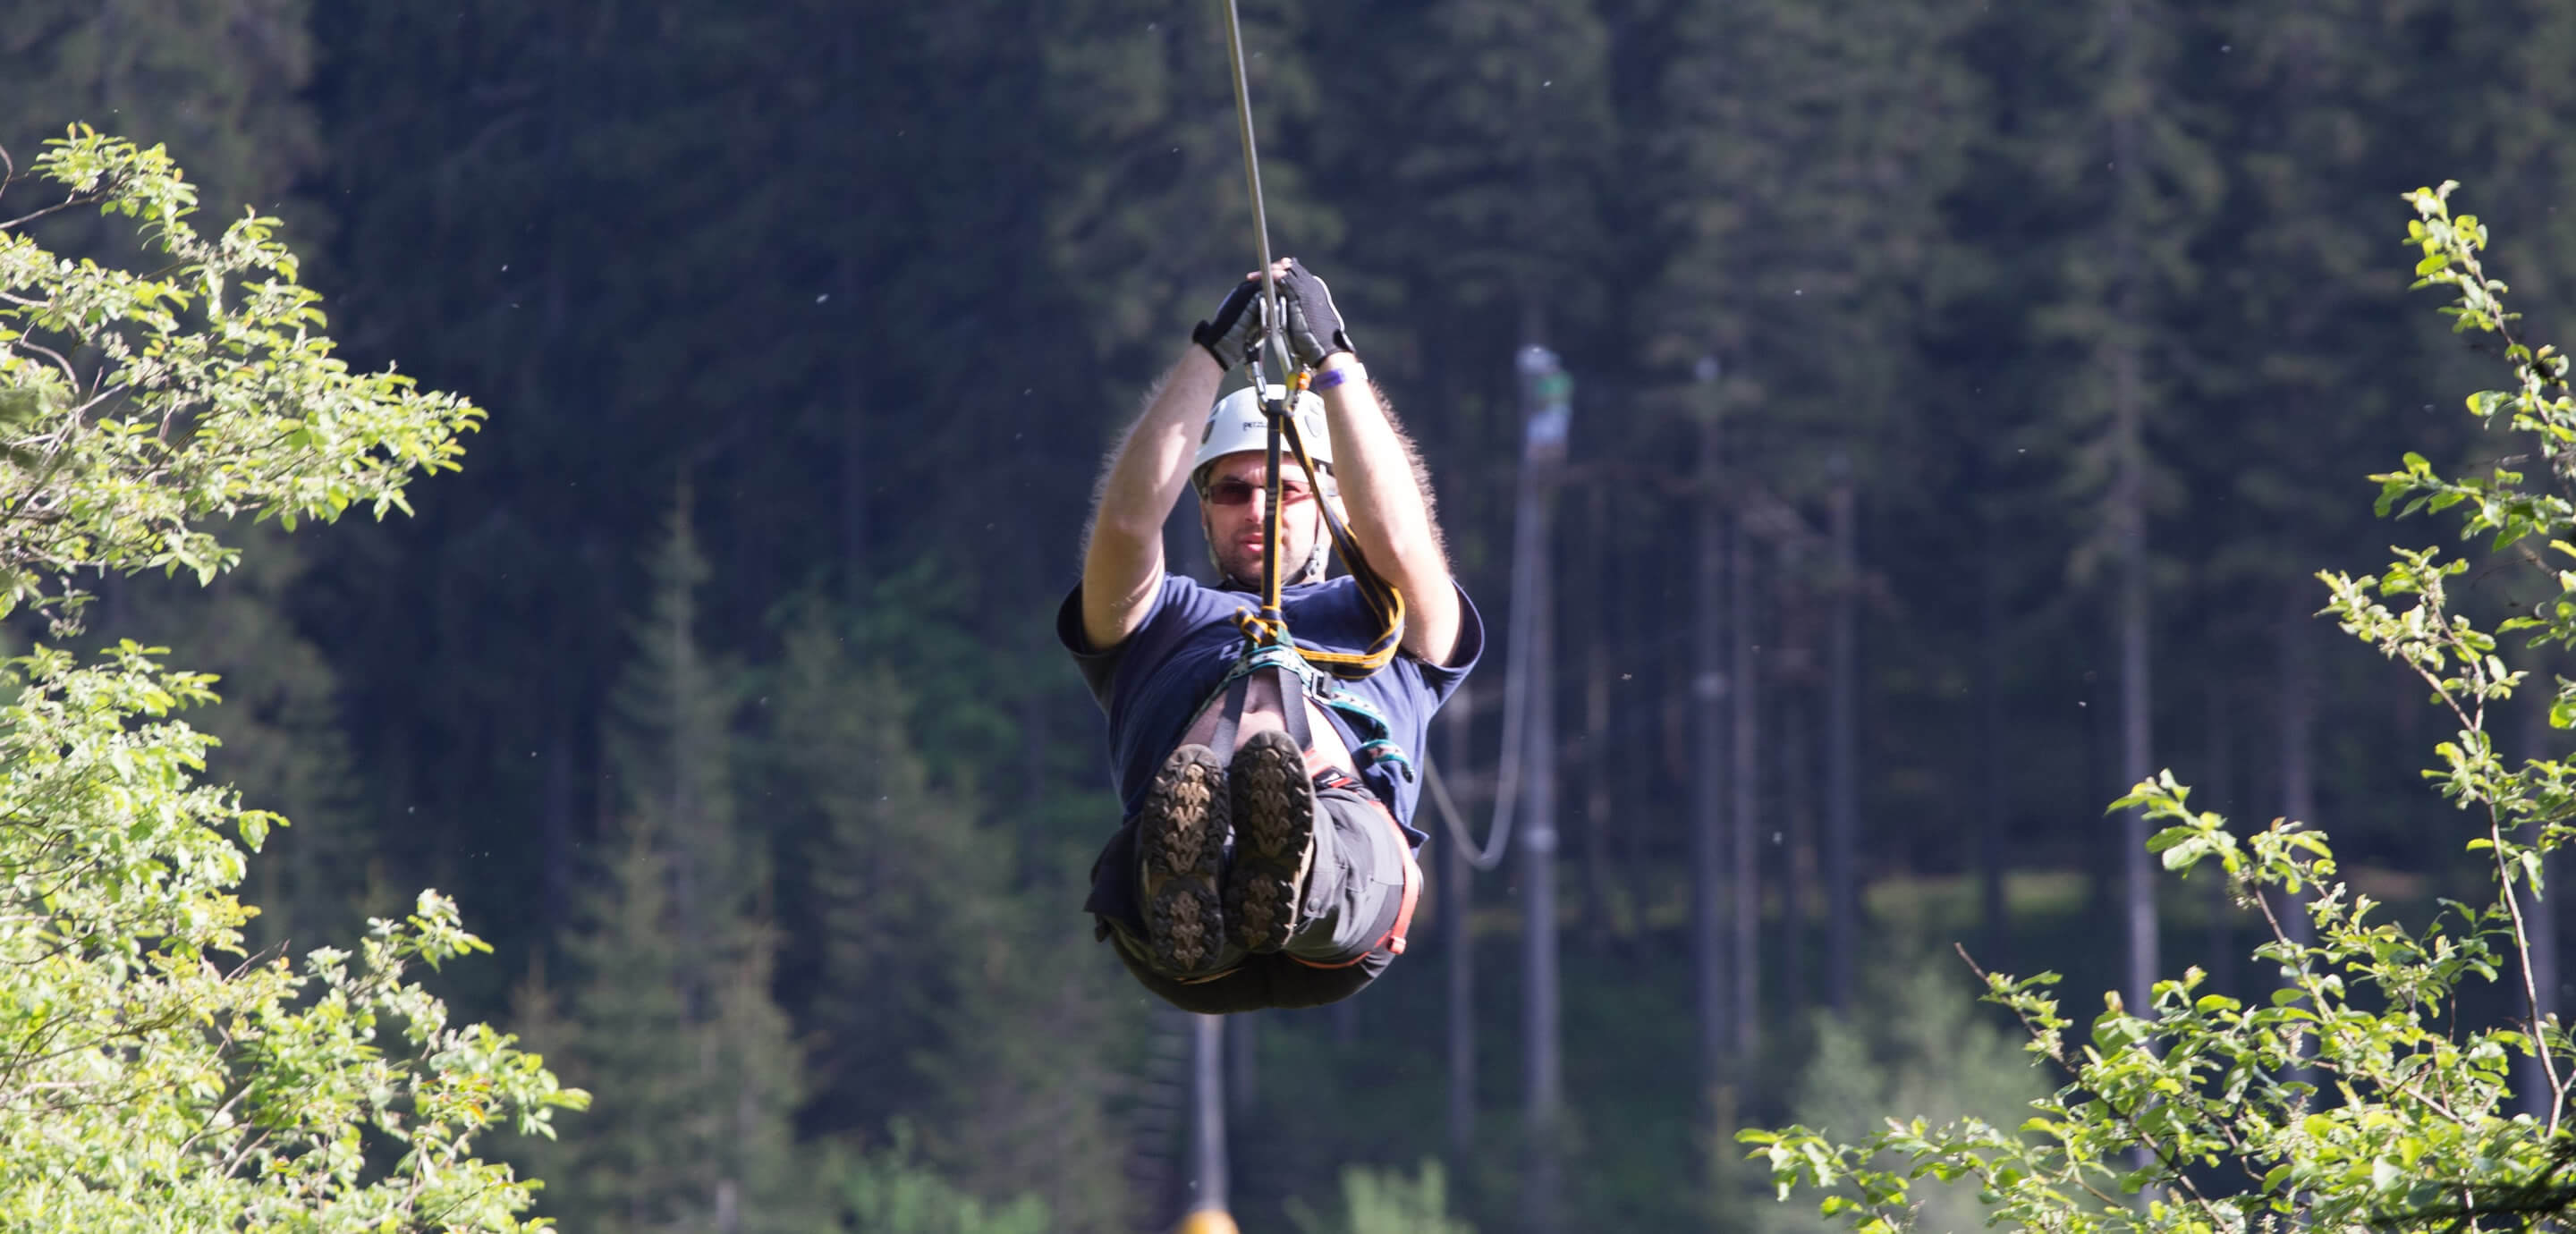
1208, 522, 1323, 591
1217, 550, 1320, 590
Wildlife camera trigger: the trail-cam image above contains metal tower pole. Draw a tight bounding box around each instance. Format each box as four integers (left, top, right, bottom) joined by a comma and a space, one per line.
1516, 345, 1572, 1234
1180, 1014, 1233, 1232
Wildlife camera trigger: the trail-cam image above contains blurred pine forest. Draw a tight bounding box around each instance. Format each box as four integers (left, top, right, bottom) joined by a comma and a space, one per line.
6, 1, 2567, 1230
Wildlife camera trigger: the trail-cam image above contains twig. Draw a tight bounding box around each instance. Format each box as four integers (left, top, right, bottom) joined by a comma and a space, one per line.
1953, 943, 2228, 1221
2485, 804, 2566, 1135
0, 190, 112, 234
2394, 582, 2570, 1129
13, 340, 77, 388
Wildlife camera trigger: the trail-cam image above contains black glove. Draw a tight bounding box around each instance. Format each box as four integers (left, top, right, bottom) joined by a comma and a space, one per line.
1191, 276, 1262, 369
1275, 258, 1354, 368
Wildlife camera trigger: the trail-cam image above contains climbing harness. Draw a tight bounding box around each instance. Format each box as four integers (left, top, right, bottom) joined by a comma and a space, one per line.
1145, 0, 1422, 1007
1171, 12, 1436, 1226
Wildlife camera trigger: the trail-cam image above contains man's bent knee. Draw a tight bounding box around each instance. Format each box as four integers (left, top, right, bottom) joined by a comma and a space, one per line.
1279, 778, 1420, 967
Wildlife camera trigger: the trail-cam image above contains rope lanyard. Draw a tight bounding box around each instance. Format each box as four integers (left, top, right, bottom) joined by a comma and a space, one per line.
1216, 0, 1402, 688
1219, 0, 1301, 642
1256, 404, 1405, 675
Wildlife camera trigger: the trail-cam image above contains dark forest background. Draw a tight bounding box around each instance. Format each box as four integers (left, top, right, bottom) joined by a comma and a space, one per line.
6, 1, 2570, 1230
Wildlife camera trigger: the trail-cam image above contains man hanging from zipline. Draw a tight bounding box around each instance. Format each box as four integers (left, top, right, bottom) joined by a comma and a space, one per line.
1059, 258, 1482, 1013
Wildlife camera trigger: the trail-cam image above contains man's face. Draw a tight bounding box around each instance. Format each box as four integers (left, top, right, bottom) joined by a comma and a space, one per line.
1198, 452, 1325, 585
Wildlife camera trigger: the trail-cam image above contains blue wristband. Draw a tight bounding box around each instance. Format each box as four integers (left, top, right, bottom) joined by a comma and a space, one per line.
1314, 362, 1364, 391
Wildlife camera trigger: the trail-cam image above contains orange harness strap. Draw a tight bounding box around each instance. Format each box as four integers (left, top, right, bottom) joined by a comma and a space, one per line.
1290, 793, 1421, 969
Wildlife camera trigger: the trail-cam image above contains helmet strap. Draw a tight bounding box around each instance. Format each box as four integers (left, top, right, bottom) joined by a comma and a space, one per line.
1201, 504, 1330, 590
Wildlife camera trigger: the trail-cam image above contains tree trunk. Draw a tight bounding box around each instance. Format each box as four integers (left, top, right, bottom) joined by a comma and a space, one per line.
1977, 507, 2011, 969
1585, 485, 1614, 951
2116, 528, 2154, 1019
1731, 513, 1760, 1056
1187, 1014, 1229, 1222
544, 719, 574, 934
1692, 407, 1729, 1111
1520, 525, 1559, 1232
834, 15, 867, 601
1517, 346, 1565, 1234
1445, 686, 1477, 1166
1779, 687, 1809, 1014
2108, 0, 2157, 1023
1827, 456, 1860, 1012
841, 384, 867, 598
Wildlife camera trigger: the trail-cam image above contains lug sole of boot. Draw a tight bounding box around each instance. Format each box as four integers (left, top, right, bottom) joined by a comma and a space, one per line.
1226, 731, 1317, 954
1137, 746, 1228, 975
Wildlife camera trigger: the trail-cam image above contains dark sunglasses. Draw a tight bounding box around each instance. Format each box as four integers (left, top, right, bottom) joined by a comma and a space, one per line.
1203, 477, 1315, 507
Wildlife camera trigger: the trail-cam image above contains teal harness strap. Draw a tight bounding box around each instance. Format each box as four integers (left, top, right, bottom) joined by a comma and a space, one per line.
1307, 681, 1413, 783
1205, 639, 1310, 760
1197, 628, 1416, 782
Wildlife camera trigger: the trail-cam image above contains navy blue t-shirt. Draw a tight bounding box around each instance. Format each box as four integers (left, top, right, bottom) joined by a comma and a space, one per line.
1059, 574, 1484, 924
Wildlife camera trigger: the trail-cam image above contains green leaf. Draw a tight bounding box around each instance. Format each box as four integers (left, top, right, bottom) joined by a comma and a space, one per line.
2145, 824, 2199, 853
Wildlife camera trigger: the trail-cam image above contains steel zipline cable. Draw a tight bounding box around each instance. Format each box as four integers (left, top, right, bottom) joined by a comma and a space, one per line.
1216, 0, 1295, 636
1218, 0, 1291, 401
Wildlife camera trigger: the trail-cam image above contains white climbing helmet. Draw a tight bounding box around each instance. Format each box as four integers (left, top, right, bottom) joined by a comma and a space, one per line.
1192, 385, 1335, 586
1192, 385, 1333, 477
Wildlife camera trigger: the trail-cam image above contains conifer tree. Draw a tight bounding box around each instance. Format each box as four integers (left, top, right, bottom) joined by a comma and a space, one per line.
1645, 0, 1979, 452
513, 494, 812, 1233
2175, 0, 2439, 990
770, 616, 985, 1138
1329, 10, 1616, 1228
1362, 0, 1615, 334
2001, 0, 2224, 1015
1036, 0, 1335, 394
1643, 0, 1982, 1179
306, 3, 1207, 926
767, 609, 1137, 1232
0, 0, 321, 231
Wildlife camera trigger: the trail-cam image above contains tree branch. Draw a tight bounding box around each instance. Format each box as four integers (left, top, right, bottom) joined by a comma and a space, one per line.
0, 189, 114, 234
1954, 944, 2228, 1221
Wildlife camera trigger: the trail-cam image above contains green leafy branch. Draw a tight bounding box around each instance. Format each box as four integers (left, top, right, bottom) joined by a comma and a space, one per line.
0, 132, 562, 1230
1743, 185, 2576, 1232
0, 127, 482, 633
0, 645, 585, 1230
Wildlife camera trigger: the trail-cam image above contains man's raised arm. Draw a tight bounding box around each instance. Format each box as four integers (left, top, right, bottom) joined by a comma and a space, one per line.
1079, 277, 1262, 652
1276, 261, 1463, 666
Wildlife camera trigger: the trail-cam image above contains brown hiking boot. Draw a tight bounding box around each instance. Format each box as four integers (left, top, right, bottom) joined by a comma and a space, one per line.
1225, 730, 1318, 954
1137, 744, 1229, 975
